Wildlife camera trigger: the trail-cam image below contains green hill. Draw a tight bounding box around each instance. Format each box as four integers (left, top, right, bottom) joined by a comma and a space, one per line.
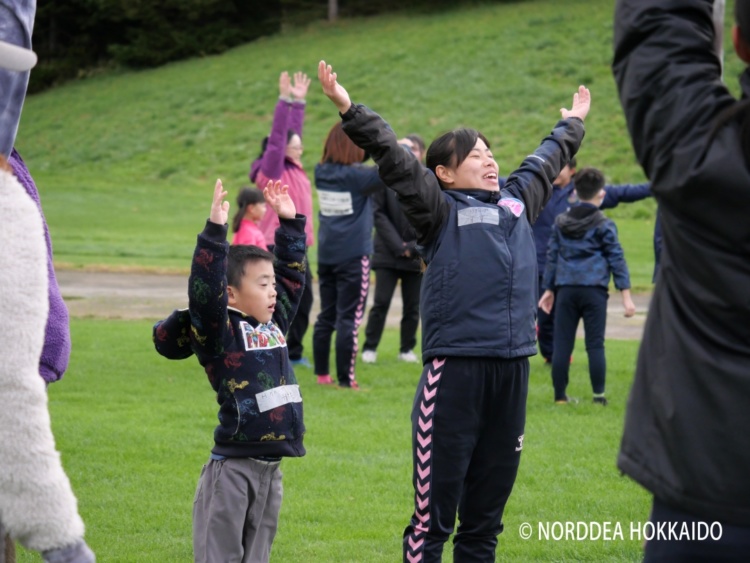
16, 0, 743, 286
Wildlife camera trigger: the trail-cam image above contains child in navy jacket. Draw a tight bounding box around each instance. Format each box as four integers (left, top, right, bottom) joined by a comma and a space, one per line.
153, 179, 307, 563
539, 168, 635, 405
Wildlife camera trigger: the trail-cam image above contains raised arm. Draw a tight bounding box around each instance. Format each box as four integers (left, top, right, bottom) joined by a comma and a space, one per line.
613, 0, 729, 197
318, 60, 448, 246
259, 72, 294, 180
188, 180, 232, 360
262, 180, 308, 334
503, 86, 589, 224
289, 71, 310, 137
600, 182, 651, 210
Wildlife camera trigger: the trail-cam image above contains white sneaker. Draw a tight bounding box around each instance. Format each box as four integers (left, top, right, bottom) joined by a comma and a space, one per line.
362, 350, 377, 364
398, 350, 419, 363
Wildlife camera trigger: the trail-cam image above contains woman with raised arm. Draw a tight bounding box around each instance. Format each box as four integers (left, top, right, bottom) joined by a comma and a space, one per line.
613, 0, 750, 559
318, 60, 590, 562
250, 71, 315, 368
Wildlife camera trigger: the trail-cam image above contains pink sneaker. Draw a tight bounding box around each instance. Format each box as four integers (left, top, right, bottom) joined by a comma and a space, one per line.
317, 375, 334, 385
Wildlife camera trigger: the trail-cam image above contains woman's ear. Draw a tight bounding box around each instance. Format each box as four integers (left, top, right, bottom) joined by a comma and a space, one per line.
733, 25, 750, 64
435, 165, 454, 186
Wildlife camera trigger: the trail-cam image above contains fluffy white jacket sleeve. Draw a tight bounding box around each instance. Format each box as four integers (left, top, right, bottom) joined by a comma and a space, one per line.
0, 164, 87, 554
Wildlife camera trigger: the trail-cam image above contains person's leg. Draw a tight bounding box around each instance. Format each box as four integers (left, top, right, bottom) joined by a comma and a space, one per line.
399, 271, 422, 355
362, 267, 399, 353
580, 287, 608, 398
193, 458, 250, 563
403, 357, 482, 563
243, 460, 283, 563
454, 358, 529, 562
643, 497, 750, 562
551, 287, 579, 402
312, 264, 337, 377
537, 275, 555, 362
334, 256, 370, 387
287, 265, 313, 362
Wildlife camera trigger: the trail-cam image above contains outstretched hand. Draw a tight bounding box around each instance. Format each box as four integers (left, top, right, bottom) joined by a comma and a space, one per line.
210, 179, 229, 226
560, 85, 591, 122
279, 71, 292, 99
290, 71, 311, 100
264, 180, 296, 219
318, 60, 352, 114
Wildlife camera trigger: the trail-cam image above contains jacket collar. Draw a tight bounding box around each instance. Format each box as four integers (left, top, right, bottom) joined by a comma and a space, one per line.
447, 188, 499, 204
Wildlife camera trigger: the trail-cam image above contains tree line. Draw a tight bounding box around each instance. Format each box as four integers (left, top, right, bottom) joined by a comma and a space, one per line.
31, 0, 512, 93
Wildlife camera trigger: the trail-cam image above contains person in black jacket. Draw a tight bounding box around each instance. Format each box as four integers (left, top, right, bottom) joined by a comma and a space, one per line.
319, 60, 590, 562
361, 135, 425, 365
613, 0, 750, 559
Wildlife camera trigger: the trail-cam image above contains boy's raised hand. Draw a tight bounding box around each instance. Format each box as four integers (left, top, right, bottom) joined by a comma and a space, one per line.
318, 60, 352, 114
264, 180, 296, 219
210, 179, 229, 226
290, 71, 311, 101
560, 85, 591, 122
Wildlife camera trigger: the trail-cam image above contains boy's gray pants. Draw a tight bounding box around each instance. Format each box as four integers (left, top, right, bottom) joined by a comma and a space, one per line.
193, 457, 283, 563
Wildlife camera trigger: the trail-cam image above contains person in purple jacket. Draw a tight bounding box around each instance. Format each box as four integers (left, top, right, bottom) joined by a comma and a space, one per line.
0, 2, 90, 560
249, 72, 315, 369
0, 2, 70, 385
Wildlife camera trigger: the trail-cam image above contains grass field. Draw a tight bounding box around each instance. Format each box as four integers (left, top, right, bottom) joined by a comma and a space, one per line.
15, 0, 743, 282
15, 320, 649, 562
13, 0, 743, 559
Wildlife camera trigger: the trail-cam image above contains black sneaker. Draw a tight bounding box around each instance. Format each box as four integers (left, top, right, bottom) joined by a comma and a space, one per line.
593, 396, 609, 406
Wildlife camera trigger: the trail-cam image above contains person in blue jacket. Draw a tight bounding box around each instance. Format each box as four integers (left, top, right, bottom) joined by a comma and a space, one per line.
319, 60, 590, 562
312, 121, 385, 389
530, 156, 650, 363
539, 168, 636, 406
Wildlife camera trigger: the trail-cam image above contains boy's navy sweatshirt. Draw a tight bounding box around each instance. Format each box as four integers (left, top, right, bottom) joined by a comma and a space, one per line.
153, 216, 308, 459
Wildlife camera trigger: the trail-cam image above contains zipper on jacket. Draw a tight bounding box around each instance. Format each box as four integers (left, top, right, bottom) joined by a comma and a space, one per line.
503, 219, 514, 354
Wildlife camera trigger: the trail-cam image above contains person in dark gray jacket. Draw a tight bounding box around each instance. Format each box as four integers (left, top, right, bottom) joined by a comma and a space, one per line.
613, 0, 750, 559
319, 60, 590, 563
361, 135, 424, 365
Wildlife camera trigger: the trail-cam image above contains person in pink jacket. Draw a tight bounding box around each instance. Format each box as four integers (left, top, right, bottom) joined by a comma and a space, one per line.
231, 187, 267, 249
250, 71, 315, 368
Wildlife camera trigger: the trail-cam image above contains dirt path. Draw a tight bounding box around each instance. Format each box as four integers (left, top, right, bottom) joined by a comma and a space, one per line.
57, 270, 650, 340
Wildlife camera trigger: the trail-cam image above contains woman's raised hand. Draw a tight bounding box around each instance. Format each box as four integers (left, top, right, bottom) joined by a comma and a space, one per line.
318, 60, 352, 114
290, 71, 311, 101
560, 85, 591, 122
279, 71, 292, 99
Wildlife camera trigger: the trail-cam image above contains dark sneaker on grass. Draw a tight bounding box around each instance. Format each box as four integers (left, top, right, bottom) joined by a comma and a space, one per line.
593, 396, 609, 406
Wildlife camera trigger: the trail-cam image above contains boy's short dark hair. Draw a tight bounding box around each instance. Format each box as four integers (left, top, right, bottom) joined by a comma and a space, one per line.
227, 245, 274, 287
573, 167, 605, 200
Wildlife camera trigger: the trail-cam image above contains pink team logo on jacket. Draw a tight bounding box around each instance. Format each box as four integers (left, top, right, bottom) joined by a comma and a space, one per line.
497, 197, 525, 218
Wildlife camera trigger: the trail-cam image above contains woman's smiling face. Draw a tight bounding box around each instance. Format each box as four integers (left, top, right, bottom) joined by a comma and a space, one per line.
440, 138, 499, 191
